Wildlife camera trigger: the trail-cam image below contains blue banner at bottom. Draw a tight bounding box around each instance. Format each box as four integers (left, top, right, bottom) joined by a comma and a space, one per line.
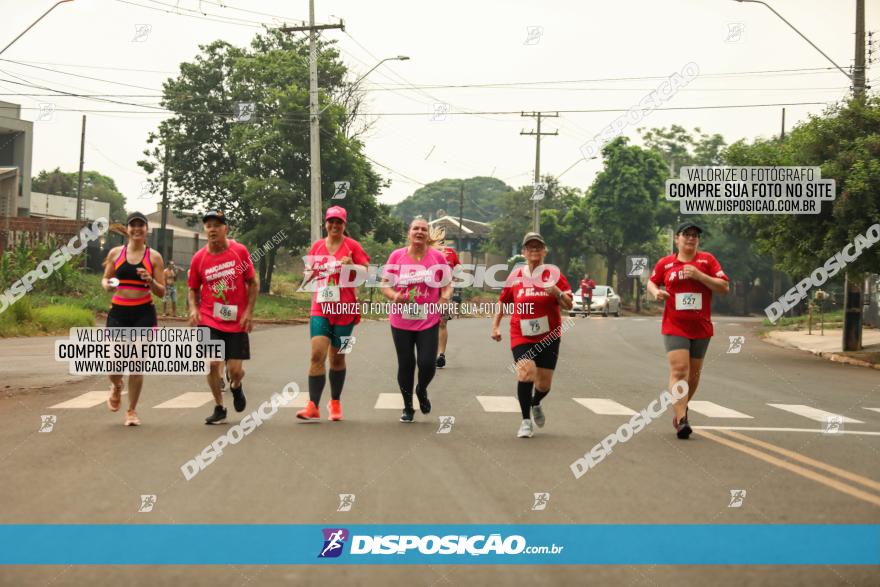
0, 525, 877, 565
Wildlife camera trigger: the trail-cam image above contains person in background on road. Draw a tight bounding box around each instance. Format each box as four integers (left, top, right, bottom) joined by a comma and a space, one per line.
647, 220, 729, 439
579, 273, 595, 317
101, 211, 166, 427
381, 218, 453, 422
436, 228, 461, 369
188, 211, 258, 425
162, 260, 180, 317
492, 232, 573, 438
296, 205, 370, 422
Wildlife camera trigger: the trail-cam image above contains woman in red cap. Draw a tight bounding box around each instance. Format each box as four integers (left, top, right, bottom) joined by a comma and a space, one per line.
297, 205, 370, 422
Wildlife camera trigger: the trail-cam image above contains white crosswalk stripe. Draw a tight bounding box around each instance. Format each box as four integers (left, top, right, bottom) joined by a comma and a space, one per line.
475, 396, 521, 413
45, 391, 880, 430
50, 390, 124, 409
572, 398, 636, 415
279, 394, 309, 408
767, 404, 863, 424
686, 400, 753, 419
374, 393, 405, 410
153, 392, 214, 409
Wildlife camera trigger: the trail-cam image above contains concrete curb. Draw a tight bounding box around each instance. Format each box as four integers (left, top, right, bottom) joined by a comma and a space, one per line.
763, 331, 880, 370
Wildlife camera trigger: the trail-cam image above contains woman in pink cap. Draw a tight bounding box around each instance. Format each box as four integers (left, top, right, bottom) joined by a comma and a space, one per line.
297, 205, 370, 422
380, 217, 453, 422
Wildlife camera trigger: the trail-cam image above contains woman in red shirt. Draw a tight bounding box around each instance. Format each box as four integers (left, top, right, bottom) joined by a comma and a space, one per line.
491, 232, 573, 438
647, 221, 729, 439
297, 206, 370, 422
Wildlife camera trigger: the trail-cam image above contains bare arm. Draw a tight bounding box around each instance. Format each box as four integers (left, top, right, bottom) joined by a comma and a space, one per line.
239, 276, 258, 332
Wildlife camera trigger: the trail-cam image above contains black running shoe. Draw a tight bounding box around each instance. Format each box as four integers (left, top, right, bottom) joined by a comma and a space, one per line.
400, 408, 415, 423
231, 385, 246, 412
415, 385, 431, 415
675, 416, 692, 439
436, 353, 446, 368
205, 404, 227, 425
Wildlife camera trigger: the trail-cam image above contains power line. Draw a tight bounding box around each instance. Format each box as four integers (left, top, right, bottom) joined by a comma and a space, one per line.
354, 66, 853, 91
0, 100, 836, 118
113, 0, 267, 28
0, 58, 163, 91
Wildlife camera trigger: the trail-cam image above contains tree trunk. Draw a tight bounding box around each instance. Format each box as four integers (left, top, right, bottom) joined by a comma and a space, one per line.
258, 255, 269, 294
635, 278, 642, 312
265, 248, 277, 294
605, 261, 614, 288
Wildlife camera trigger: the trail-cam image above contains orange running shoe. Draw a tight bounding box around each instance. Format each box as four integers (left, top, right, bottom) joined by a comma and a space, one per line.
124, 409, 140, 426
296, 401, 320, 420
328, 400, 343, 421
107, 385, 122, 412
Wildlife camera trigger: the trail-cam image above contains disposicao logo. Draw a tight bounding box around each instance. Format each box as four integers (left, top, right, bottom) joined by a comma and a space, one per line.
319, 528, 349, 558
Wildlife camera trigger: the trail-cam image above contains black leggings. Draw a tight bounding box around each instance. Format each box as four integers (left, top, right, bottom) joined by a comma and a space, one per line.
391, 324, 439, 402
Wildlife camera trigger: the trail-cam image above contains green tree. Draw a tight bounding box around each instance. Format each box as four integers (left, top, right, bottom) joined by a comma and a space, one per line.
137, 30, 397, 292
393, 177, 511, 224
723, 97, 880, 278
584, 137, 668, 287
32, 168, 127, 222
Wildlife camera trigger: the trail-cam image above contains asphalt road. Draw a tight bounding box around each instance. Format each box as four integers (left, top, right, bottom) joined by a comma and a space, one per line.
1, 314, 878, 585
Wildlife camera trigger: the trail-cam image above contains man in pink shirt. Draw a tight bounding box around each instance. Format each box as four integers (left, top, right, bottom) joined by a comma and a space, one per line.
188, 211, 258, 425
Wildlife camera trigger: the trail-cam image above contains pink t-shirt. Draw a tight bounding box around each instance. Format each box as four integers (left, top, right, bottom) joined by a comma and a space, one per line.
385, 247, 447, 331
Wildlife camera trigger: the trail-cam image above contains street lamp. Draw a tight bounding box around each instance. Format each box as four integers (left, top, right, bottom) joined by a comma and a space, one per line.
0, 0, 75, 56
732, 0, 853, 83
321, 55, 410, 114
308, 54, 408, 241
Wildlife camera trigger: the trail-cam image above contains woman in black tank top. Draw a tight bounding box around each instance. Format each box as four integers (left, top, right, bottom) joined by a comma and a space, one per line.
101, 212, 166, 426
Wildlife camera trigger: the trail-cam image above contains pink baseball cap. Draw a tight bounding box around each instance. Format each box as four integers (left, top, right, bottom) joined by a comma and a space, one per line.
325, 206, 347, 223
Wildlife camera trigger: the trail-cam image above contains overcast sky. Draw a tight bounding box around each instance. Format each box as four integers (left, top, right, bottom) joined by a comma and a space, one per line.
1, 0, 876, 215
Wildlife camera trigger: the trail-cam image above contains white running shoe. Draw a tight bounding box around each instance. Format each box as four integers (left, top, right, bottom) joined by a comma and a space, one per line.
531, 404, 545, 428
517, 419, 534, 438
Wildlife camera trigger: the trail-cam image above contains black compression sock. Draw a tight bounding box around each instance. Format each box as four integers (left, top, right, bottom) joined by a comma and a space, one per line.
532, 388, 550, 406
329, 369, 346, 401
517, 381, 534, 419
308, 374, 326, 405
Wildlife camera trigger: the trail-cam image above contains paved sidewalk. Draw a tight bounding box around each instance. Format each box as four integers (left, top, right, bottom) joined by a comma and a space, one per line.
764, 328, 880, 370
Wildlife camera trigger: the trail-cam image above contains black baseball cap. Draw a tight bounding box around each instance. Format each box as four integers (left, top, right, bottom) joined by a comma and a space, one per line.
126, 211, 148, 226
676, 220, 703, 235
202, 210, 227, 224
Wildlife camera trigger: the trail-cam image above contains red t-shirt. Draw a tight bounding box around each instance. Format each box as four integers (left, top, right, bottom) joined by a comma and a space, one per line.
443, 247, 461, 268
189, 240, 255, 333
649, 252, 728, 339
499, 266, 572, 348
307, 237, 370, 326
580, 278, 595, 296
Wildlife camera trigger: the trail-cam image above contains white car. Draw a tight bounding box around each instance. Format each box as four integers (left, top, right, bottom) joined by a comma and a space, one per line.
569, 285, 621, 317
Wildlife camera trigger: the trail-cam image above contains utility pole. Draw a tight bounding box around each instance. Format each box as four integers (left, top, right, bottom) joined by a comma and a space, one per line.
280, 4, 344, 243
844, 0, 867, 351
854, 0, 866, 97
75, 115, 86, 223
159, 145, 170, 261
780, 107, 786, 140
458, 181, 464, 251
520, 111, 558, 233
